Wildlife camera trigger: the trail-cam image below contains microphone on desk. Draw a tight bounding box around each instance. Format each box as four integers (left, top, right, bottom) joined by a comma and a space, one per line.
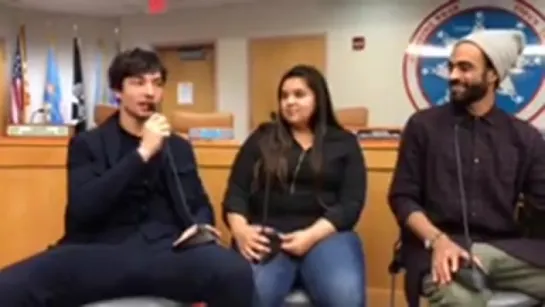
452, 123, 488, 292
148, 103, 219, 249
29, 108, 45, 123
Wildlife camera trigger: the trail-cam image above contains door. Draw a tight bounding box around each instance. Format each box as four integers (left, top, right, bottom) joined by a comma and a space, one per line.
0, 39, 6, 134
248, 35, 326, 129
156, 44, 217, 118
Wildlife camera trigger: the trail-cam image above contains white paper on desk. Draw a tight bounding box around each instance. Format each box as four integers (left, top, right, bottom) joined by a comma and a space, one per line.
177, 82, 194, 105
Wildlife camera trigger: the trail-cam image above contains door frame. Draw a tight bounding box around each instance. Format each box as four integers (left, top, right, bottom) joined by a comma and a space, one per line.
0, 38, 7, 135
246, 33, 327, 131
153, 40, 218, 113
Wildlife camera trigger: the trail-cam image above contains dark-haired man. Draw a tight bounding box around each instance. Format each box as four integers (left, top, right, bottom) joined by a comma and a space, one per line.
0, 48, 254, 307
389, 30, 545, 306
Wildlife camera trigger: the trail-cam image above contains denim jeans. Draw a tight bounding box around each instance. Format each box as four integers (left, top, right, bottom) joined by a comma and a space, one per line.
250, 231, 366, 307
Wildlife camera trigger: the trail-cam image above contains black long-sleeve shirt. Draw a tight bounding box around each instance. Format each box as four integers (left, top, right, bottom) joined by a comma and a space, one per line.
222, 123, 367, 233
388, 103, 545, 272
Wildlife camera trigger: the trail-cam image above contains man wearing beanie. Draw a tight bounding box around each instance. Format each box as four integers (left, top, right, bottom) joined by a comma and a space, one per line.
389, 29, 545, 307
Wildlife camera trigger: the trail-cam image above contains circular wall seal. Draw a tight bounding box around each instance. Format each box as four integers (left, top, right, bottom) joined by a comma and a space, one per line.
403, 0, 545, 121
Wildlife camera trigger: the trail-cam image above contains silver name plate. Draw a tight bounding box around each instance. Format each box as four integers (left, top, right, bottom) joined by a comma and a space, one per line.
6, 125, 71, 137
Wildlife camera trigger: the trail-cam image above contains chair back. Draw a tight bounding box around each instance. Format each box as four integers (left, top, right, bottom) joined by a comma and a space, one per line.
335, 107, 368, 132
94, 105, 118, 126
171, 111, 234, 139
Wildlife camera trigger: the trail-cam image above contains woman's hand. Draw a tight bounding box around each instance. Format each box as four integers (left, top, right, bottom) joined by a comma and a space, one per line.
233, 225, 273, 262
280, 229, 317, 256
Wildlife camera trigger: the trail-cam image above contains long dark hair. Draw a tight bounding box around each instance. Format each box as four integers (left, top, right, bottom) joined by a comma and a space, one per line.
253, 64, 343, 190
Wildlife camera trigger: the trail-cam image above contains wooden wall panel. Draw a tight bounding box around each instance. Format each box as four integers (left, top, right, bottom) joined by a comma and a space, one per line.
0, 138, 405, 306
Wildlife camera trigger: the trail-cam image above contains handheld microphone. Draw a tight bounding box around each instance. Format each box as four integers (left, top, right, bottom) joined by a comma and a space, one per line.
257, 173, 281, 264
148, 103, 218, 249
452, 123, 488, 291
29, 108, 45, 123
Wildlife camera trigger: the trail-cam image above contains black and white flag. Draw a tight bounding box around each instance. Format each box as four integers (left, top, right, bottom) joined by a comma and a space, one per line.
71, 37, 86, 133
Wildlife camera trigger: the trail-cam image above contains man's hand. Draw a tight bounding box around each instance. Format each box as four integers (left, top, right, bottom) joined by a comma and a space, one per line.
172, 224, 220, 247
280, 229, 317, 257
431, 235, 483, 285
138, 113, 171, 161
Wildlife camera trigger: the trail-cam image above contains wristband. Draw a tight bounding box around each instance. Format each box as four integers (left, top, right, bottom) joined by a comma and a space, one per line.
137, 147, 151, 161
424, 232, 444, 250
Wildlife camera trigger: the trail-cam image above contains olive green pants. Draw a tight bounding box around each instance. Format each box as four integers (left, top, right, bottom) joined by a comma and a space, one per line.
422, 243, 545, 307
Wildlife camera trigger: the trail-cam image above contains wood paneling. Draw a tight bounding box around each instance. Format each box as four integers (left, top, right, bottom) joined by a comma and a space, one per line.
0, 137, 69, 266
157, 44, 217, 117
248, 35, 326, 129
0, 138, 405, 306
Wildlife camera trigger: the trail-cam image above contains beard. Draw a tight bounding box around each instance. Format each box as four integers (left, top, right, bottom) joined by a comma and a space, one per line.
449, 80, 489, 107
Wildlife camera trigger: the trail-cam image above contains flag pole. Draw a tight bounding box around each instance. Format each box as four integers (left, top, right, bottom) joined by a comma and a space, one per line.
44, 21, 54, 120
107, 26, 121, 106
97, 38, 107, 105
73, 24, 79, 125
72, 24, 87, 133
19, 24, 31, 123
114, 26, 121, 53
8, 31, 20, 124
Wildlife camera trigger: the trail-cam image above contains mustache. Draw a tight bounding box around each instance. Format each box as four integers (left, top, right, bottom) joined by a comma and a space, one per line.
449, 80, 462, 87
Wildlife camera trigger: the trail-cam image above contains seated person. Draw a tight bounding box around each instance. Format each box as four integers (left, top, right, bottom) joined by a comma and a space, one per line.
0, 48, 253, 307
223, 64, 367, 307
388, 30, 545, 307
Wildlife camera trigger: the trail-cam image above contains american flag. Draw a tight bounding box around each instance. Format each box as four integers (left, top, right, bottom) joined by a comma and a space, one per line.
10, 35, 25, 124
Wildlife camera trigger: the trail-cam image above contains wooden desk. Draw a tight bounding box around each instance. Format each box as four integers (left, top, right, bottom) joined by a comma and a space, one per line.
0, 137, 404, 306
0, 137, 69, 267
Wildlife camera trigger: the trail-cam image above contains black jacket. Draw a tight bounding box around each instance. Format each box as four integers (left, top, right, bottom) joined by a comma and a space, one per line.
59, 113, 214, 244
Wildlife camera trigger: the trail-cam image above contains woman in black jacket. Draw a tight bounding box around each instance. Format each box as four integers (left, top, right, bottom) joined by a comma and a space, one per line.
223, 64, 367, 307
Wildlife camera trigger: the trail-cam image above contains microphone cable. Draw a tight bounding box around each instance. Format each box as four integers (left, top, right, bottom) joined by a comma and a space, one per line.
260, 172, 272, 228
388, 239, 402, 307
149, 102, 196, 226
163, 142, 197, 226
454, 124, 479, 278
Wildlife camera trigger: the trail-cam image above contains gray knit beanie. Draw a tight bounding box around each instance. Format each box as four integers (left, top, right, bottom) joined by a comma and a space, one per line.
455, 29, 526, 81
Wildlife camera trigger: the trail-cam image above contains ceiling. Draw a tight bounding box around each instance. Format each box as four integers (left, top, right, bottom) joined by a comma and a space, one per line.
0, 0, 261, 16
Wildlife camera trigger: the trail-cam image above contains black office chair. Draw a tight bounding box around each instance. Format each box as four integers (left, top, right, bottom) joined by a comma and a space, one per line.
388, 240, 543, 307
284, 290, 313, 306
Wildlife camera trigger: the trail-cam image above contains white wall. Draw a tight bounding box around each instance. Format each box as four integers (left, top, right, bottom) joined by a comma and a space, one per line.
121, 0, 545, 139
0, 6, 119, 125
2, 0, 544, 138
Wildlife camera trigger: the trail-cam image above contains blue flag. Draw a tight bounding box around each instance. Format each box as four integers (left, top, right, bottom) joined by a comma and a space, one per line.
108, 39, 122, 106
44, 46, 64, 124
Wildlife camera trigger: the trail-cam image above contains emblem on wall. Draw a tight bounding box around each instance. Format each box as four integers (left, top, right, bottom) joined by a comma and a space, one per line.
403, 0, 545, 122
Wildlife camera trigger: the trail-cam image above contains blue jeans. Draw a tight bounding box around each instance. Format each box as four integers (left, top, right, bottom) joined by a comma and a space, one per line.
250, 231, 366, 307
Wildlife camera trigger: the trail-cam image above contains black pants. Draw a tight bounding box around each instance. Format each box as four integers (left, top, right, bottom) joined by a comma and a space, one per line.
0, 237, 254, 307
